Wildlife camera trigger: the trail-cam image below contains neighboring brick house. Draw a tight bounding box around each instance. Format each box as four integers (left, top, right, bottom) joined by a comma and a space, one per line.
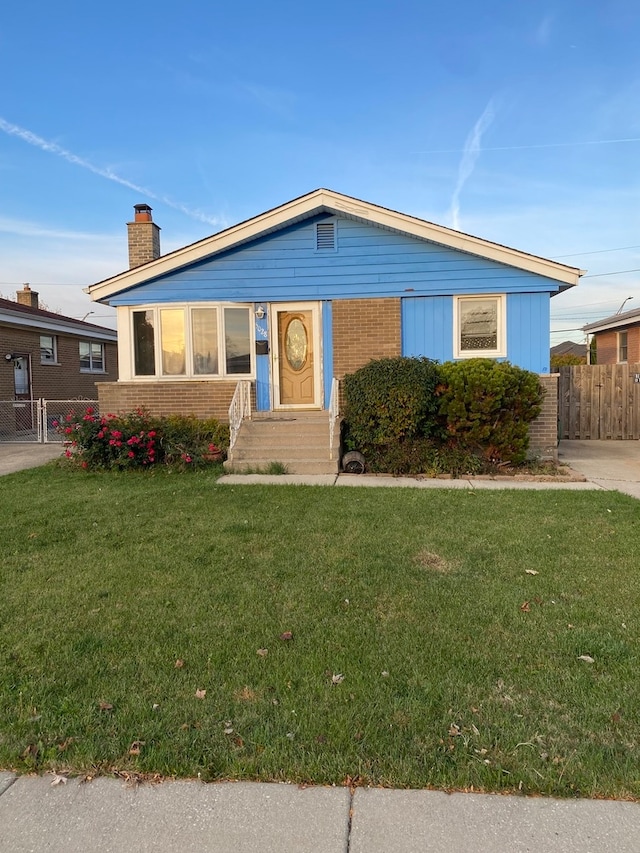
88, 191, 583, 466
0, 285, 118, 402
583, 307, 640, 364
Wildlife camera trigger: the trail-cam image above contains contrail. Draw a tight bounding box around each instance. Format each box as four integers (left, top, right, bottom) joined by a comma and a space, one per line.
449, 99, 496, 230
0, 117, 224, 228
420, 137, 640, 155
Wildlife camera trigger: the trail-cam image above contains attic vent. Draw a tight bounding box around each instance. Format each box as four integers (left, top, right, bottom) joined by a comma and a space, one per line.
316, 221, 336, 250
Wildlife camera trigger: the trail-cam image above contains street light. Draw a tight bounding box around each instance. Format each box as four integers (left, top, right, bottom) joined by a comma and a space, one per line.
615, 296, 633, 314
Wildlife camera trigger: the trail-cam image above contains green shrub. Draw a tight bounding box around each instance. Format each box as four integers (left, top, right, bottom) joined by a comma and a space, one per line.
342, 357, 441, 456
437, 359, 543, 464
56, 407, 229, 472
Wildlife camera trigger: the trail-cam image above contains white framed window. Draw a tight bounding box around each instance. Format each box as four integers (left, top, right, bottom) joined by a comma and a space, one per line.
618, 331, 628, 363
131, 304, 254, 379
80, 341, 105, 373
454, 294, 506, 359
40, 335, 58, 364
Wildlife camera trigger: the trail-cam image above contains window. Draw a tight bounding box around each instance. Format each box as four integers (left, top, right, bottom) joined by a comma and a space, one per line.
40, 335, 58, 364
618, 331, 628, 363
131, 305, 253, 378
454, 295, 506, 359
79, 341, 105, 372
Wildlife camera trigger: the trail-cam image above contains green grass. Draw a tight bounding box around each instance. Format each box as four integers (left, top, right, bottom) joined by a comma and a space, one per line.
1, 464, 639, 798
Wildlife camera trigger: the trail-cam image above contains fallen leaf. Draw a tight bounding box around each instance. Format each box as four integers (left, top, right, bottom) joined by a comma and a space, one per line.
224, 726, 234, 735
331, 673, 345, 685
520, 601, 531, 612
257, 648, 268, 657
612, 712, 622, 723
286, 731, 295, 740
57, 737, 75, 752
99, 701, 113, 712
578, 655, 595, 663
280, 631, 293, 641
152, 703, 160, 711
448, 723, 461, 736
195, 688, 206, 699
525, 569, 539, 575
50, 773, 67, 786
381, 671, 389, 677
128, 740, 144, 755
174, 659, 185, 668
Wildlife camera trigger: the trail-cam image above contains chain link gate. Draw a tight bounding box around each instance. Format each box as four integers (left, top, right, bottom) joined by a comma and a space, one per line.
0, 399, 98, 443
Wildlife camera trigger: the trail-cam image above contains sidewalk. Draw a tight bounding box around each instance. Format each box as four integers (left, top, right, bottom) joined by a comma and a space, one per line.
1, 772, 639, 852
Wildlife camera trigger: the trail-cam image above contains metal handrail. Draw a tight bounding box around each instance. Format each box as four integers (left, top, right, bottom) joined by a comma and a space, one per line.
228, 380, 252, 450
329, 377, 339, 460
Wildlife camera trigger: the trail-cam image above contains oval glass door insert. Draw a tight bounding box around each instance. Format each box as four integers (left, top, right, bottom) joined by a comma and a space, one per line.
285, 318, 307, 371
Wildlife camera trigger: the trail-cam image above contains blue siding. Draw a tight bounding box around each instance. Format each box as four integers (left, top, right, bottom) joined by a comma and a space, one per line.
109, 216, 562, 306
322, 301, 333, 408
402, 296, 453, 362
401, 292, 550, 373
507, 292, 550, 373
254, 305, 270, 410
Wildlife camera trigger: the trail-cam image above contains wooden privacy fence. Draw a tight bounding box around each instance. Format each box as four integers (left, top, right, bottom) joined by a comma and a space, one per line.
558, 364, 640, 439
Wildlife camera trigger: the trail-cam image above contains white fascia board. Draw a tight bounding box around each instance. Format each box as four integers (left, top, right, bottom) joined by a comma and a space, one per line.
87, 189, 584, 302
0, 311, 117, 341
583, 317, 640, 334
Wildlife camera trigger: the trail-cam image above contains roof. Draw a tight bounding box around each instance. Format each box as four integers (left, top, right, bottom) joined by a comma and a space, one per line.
88, 188, 584, 303
583, 305, 640, 334
550, 340, 587, 357
0, 297, 118, 342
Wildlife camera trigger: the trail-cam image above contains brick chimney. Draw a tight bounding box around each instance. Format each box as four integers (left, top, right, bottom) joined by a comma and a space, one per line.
17, 283, 39, 309
127, 204, 161, 269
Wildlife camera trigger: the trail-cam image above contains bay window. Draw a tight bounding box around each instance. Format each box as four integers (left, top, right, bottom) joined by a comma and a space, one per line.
131, 305, 253, 378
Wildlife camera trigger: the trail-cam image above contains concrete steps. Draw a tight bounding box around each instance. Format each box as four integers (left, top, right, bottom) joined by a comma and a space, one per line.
225, 411, 340, 475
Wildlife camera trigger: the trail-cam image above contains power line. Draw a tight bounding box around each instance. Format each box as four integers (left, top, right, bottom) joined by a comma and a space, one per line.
552, 245, 640, 258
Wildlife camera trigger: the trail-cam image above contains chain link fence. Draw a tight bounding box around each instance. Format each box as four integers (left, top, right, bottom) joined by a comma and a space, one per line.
0, 399, 98, 443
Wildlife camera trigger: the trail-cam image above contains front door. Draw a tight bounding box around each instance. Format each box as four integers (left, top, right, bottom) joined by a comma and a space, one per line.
272, 303, 322, 408
13, 355, 33, 431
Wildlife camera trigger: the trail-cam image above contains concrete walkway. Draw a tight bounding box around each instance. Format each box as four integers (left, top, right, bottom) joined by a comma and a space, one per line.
1, 772, 639, 852
0, 443, 62, 476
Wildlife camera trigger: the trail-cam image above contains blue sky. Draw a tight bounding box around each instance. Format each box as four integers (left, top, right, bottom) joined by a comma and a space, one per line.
1, 0, 639, 341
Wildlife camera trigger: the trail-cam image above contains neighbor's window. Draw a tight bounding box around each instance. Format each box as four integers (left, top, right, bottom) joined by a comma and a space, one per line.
618, 331, 628, 363
40, 335, 58, 364
454, 295, 506, 359
132, 305, 253, 378
79, 341, 105, 372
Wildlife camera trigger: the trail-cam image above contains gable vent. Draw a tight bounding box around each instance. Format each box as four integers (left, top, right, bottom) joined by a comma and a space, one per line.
316, 221, 336, 250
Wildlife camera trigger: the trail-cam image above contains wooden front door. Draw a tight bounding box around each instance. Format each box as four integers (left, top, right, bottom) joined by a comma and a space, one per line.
273, 305, 321, 408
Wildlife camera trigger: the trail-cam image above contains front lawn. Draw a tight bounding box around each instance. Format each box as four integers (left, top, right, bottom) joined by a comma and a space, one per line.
1, 466, 639, 798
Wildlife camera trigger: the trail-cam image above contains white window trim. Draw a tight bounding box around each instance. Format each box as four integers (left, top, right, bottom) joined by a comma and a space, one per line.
79, 341, 106, 373
127, 303, 255, 381
453, 294, 507, 359
618, 330, 628, 363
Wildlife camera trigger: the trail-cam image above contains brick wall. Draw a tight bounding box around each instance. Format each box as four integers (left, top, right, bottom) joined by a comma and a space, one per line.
0, 327, 117, 400
97, 380, 241, 420
595, 326, 640, 364
127, 221, 161, 269
333, 298, 401, 380
528, 374, 558, 461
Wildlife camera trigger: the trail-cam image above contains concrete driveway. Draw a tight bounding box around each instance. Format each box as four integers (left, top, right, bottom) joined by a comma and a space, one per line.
558, 440, 640, 499
0, 443, 63, 476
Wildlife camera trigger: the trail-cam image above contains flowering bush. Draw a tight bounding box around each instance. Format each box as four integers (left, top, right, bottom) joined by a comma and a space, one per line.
56, 407, 229, 472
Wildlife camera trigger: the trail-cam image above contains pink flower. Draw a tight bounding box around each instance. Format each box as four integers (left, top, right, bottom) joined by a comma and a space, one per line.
52, 420, 59, 427
128, 451, 135, 458
65, 450, 72, 458
85, 407, 94, 415
81, 461, 88, 469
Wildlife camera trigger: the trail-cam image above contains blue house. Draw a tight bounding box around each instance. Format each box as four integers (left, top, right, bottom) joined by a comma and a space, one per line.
88, 189, 582, 470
